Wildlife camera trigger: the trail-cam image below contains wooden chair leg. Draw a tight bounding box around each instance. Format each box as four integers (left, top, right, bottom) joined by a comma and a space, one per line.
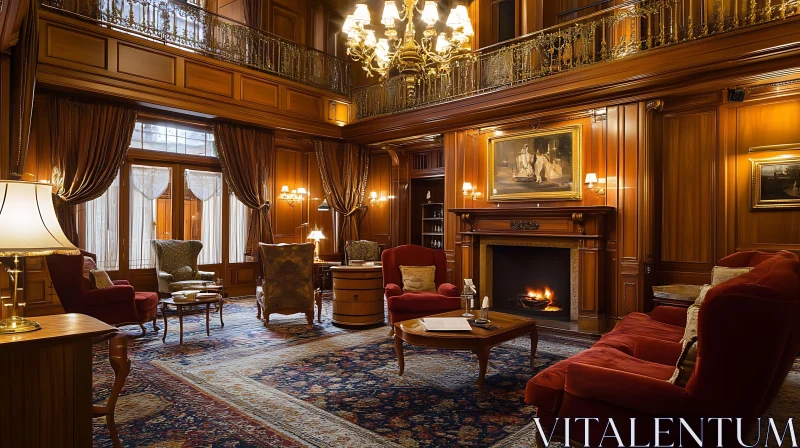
93, 334, 131, 448
305, 309, 314, 325
315, 290, 322, 323
152, 317, 160, 332
138, 323, 146, 337
256, 300, 262, 319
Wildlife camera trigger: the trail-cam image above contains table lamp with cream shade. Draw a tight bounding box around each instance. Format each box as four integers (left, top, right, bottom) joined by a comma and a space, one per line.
0, 180, 80, 333
307, 230, 325, 262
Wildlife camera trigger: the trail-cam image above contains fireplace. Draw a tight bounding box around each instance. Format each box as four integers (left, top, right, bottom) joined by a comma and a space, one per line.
491, 246, 572, 321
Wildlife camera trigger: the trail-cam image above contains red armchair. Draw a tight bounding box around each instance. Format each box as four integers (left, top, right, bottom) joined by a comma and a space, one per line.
46, 251, 159, 336
382, 245, 461, 325
525, 250, 800, 447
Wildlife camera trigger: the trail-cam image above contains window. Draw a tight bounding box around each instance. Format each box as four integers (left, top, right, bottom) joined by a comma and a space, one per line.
77, 174, 120, 270
229, 194, 250, 263
130, 122, 216, 157
184, 170, 223, 264
129, 165, 173, 269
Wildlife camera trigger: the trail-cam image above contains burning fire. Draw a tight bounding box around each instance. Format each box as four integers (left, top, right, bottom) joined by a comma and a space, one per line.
523, 287, 562, 312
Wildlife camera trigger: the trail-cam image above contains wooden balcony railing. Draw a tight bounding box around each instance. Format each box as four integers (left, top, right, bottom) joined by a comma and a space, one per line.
352, 0, 800, 120
41, 0, 352, 96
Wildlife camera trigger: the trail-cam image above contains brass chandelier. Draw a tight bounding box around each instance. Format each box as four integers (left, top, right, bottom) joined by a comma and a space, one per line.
342, 0, 474, 82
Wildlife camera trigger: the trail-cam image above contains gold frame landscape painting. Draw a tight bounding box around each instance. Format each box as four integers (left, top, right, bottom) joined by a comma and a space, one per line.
751, 156, 800, 210
488, 125, 582, 201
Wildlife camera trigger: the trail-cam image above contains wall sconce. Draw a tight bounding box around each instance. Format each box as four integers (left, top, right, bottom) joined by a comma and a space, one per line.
369, 191, 388, 207
317, 197, 331, 211
307, 230, 325, 262
279, 186, 306, 207
462, 182, 482, 200
585, 173, 606, 196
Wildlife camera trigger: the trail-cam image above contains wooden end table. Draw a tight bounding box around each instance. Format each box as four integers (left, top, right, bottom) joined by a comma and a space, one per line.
161, 294, 223, 344
393, 310, 538, 394
652, 284, 704, 308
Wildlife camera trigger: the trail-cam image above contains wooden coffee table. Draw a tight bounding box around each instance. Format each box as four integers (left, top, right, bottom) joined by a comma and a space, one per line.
393, 310, 538, 393
161, 294, 223, 344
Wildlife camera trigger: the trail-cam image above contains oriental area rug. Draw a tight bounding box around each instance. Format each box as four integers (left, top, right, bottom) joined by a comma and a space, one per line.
91, 298, 800, 447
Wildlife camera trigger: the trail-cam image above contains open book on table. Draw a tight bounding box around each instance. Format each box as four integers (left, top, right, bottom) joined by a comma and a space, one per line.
420, 317, 472, 331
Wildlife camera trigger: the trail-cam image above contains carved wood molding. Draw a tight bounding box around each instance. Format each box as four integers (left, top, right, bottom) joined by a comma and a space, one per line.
509, 220, 540, 231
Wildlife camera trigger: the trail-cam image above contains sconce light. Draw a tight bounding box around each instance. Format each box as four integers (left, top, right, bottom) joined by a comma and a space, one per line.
279, 185, 306, 207
585, 173, 606, 196
369, 191, 388, 207
462, 182, 482, 200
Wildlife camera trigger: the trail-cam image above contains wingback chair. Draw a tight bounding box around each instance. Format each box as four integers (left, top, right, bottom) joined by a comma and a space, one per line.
46, 250, 159, 336
257, 243, 321, 325
151, 240, 215, 296
382, 244, 461, 326
344, 240, 381, 265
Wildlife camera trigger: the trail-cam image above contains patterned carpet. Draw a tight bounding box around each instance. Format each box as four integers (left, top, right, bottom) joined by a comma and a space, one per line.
91, 298, 800, 447
91, 297, 592, 447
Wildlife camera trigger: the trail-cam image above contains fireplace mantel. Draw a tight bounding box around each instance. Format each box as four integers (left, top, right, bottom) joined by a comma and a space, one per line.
449, 206, 614, 237
449, 206, 614, 333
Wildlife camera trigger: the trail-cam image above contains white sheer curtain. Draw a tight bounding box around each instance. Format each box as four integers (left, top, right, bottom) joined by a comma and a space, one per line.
130, 165, 171, 269
79, 174, 120, 270
229, 194, 250, 263
186, 170, 222, 265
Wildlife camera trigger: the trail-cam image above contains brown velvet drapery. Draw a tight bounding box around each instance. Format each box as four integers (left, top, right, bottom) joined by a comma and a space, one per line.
49, 96, 138, 245
243, 0, 266, 30
9, 0, 39, 178
213, 122, 275, 254
314, 139, 370, 249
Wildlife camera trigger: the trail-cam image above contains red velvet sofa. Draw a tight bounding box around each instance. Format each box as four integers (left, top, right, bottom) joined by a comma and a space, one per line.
46, 250, 159, 335
525, 250, 800, 446
382, 245, 461, 324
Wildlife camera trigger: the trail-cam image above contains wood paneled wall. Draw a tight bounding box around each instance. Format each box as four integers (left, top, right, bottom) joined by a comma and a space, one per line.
657, 89, 800, 287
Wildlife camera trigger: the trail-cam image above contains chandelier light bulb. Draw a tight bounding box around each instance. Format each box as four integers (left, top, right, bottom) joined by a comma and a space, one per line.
446, 8, 463, 28
342, 15, 357, 36
364, 29, 377, 47
381, 0, 400, 26
376, 38, 390, 63
435, 33, 449, 53
421, 1, 439, 26
353, 4, 372, 24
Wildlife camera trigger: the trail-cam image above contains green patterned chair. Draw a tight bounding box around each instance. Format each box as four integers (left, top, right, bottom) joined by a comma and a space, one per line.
257, 243, 321, 325
344, 240, 381, 265
151, 240, 215, 296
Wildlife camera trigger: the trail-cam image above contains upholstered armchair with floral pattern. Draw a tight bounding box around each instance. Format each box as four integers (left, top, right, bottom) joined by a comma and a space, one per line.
257, 242, 321, 325
344, 240, 381, 265
151, 240, 215, 296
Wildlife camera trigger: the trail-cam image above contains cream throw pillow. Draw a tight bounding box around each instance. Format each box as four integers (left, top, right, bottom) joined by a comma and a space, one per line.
668, 336, 698, 387
400, 265, 437, 292
711, 266, 753, 286
90, 269, 114, 290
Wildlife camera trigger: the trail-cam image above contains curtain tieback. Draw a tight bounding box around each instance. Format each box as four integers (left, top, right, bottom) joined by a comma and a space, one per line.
343, 208, 361, 217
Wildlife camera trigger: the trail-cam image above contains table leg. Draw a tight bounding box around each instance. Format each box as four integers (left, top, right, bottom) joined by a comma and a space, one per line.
530, 328, 539, 372
178, 306, 184, 345
477, 347, 490, 394
161, 303, 168, 343
394, 334, 404, 376
219, 299, 224, 327
205, 303, 211, 336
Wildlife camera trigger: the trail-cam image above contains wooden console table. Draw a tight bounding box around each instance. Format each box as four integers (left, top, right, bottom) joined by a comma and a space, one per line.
0, 313, 116, 447
330, 265, 384, 326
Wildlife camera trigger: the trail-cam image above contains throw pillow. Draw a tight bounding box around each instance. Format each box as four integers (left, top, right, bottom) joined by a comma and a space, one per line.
668, 336, 698, 387
400, 265, 437, 292
172, 265, 195, 282
711, 266, 753, 286
83, 256, 97, 282
681, 284, 711, 342
90, 269, 114, 289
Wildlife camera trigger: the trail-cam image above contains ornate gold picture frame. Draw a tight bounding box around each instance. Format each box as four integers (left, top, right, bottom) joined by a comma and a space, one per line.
488, 125, 582, 201
751, 156, 800, 210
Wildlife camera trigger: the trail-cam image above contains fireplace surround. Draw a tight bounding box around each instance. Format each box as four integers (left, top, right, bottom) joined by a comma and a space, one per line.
451, 206, 613, 332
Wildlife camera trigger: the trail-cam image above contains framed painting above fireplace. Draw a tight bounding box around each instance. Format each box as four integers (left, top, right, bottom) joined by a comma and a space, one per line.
488, 125, 582, 201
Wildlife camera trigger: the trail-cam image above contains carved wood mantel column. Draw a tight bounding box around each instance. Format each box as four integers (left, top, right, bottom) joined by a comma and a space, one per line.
450, 206, 613, 333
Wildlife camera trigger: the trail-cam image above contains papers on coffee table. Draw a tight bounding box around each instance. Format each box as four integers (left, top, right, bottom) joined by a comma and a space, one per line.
420, 317, 472, 331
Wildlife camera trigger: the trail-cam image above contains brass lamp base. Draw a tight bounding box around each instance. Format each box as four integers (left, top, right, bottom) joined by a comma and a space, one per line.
0, 316, 42, 333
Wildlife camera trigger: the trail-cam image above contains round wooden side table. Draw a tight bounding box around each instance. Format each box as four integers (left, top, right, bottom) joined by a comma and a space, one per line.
161, 294, 223, 344
330, 265, 384, 327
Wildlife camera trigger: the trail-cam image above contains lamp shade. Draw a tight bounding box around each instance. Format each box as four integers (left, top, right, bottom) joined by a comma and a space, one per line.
381, 0, 400, 25
280, 185, 290, 193
462, 182, 473, 191
317, 198, 331, 211
0, 181, 79, 256
421, 1, 439, 25
585, 173, 598, 184
353, 4, 371, 23
307, 230, 325, 241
